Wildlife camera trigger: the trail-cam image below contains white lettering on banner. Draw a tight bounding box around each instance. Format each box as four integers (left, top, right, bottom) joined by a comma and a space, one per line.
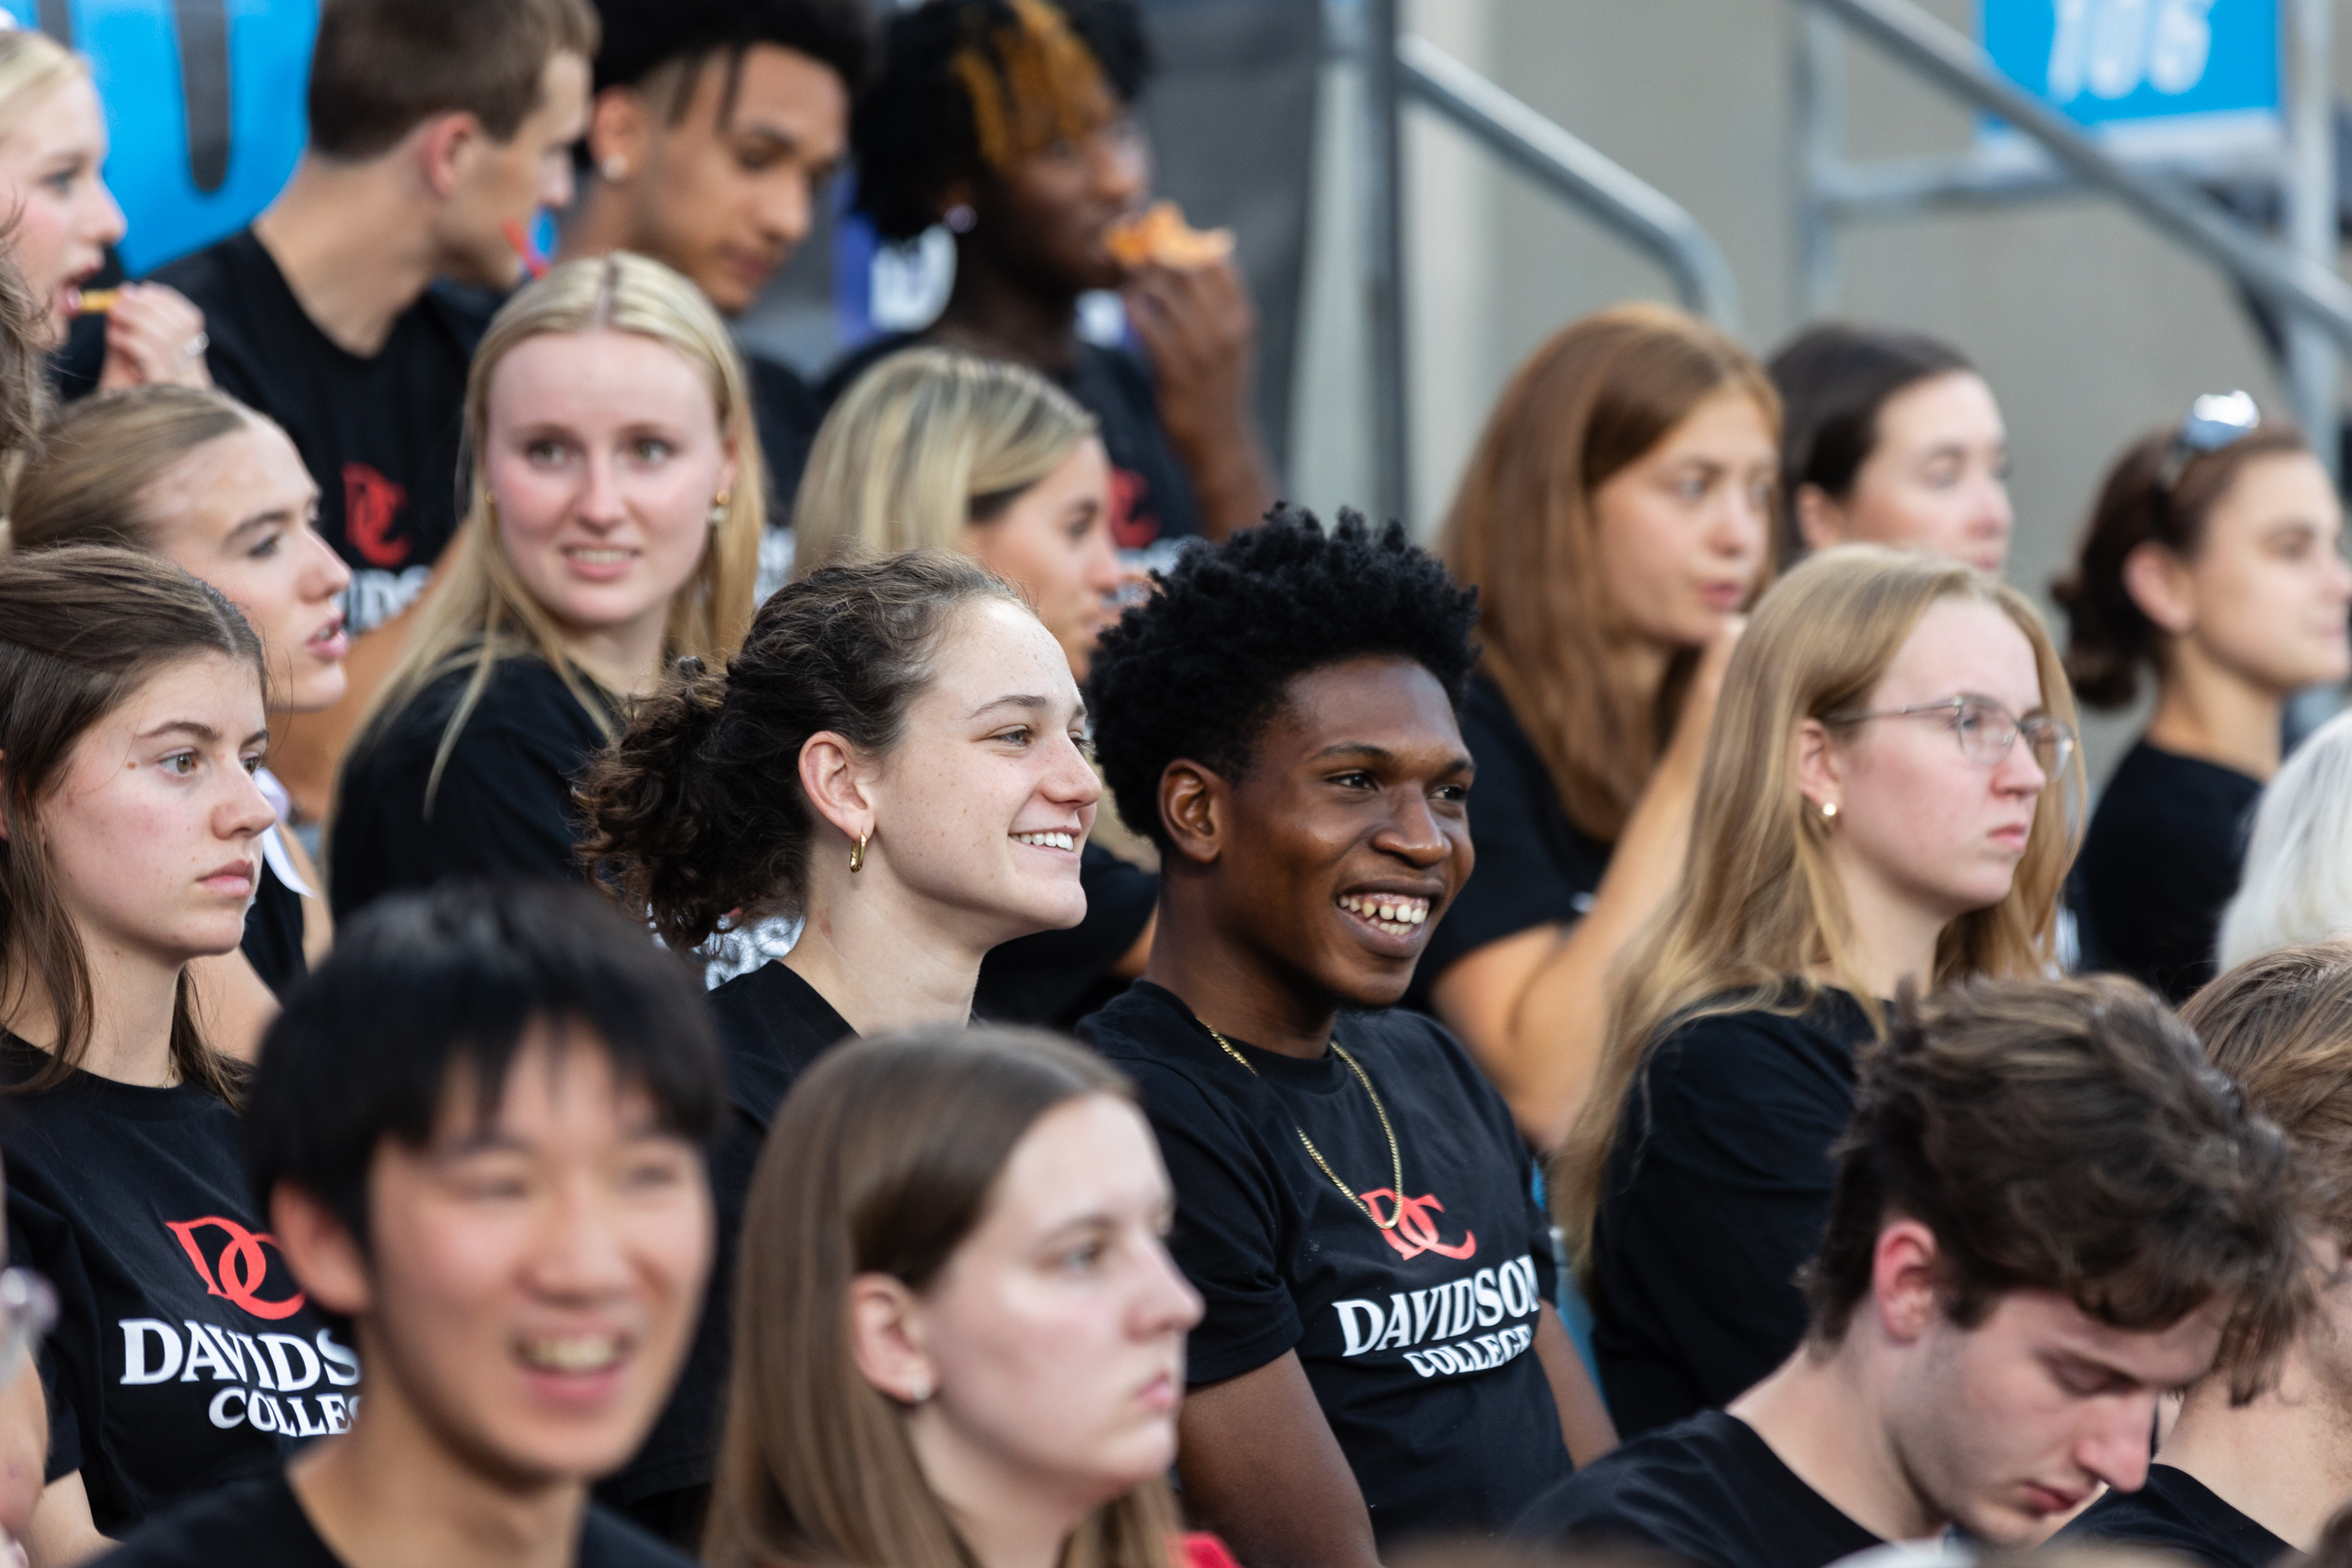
1327, 1254, 1544, 1368
122, 1316, 360, 1431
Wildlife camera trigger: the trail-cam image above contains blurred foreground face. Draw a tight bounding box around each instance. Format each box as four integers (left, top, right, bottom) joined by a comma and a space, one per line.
1804, 371, 2012, 575
360, 1033, 711, 1482
896, 1093, 1200, 1509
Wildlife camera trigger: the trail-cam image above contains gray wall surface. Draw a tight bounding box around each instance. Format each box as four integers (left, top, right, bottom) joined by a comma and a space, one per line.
1287, 0, 2352, 784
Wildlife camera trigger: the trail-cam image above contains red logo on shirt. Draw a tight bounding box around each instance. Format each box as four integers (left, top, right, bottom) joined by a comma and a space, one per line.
1107, 465, 1159, 549
166, 1216, 307, 1320
342, 463, 411, 567
1360, 1190, 1477, 1262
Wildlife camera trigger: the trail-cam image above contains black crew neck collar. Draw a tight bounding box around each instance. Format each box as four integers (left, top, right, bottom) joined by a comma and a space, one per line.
1132, 981, 1352, 1088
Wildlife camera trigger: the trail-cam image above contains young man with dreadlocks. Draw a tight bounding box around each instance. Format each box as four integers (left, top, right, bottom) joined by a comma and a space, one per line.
826, 0, 1273, 547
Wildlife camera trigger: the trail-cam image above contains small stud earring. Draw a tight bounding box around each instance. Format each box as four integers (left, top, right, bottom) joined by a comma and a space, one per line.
708, 492, 729, 528
945, 204, 977, 233
1820, 801, 1838, 821
850, 831, 869, 874
601, 155, 628, 182
908, 1374, 931, 1404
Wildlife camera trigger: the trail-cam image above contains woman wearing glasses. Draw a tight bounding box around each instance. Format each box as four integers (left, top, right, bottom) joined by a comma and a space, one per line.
1555, 544, 2081, 1439
2055, 394, 2352, 1004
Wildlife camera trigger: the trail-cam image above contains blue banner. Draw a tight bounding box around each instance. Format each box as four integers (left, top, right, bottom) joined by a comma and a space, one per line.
1983, 0, 2279, 134
8, 0, 317, 273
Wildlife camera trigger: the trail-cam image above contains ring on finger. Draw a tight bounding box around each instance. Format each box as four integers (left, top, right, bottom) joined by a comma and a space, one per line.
179, 332, 209, 361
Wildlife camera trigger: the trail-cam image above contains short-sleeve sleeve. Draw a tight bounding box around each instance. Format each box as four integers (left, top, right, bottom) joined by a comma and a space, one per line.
418, 722, 592, 888
1128, 1066, 1304, 1384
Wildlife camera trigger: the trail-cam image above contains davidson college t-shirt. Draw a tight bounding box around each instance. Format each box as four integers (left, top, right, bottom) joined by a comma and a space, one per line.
1079, 982, 1570, 1545
0, 1044, 359, 1536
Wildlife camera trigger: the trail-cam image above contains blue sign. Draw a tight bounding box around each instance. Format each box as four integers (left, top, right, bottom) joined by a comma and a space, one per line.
7, 0, 317, 274
1982, 0, 2280, 158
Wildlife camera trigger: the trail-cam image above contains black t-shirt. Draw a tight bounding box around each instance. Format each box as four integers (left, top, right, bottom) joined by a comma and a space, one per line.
822, 333, 1200, 547
1511, 1408, 1882, 1568
328, 653, 615, 921
150, 229, 494, 634
747, 352, 821, 520
974, 843, 1157, 1029
240, 856, 306, 1000
102, 1469, 695, 1568
2075, 741, 2263, 1004
0, 1044, 360, 1537
1589, 988, 1877, 1439
603, 962, 858, 1533
1078, 981, 1569, 1546
2060, 1464, 2294, 1568
1407, 674, 1613, 1012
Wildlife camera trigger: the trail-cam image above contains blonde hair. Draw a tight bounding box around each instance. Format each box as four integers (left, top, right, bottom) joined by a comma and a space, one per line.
359, 252, 761, 808
2218, 710, 2352, 969
0, 28, 81, 147
1439, 303, 1781, 844
1559, 544, 2082, 1264
791, 346, 1097, 577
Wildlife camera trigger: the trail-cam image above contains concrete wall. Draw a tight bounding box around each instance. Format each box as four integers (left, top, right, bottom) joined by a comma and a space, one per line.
1287, 0, 2351, 782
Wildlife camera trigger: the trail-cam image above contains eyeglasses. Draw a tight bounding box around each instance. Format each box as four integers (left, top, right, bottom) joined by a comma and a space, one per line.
2156, 389, 2261, 492
1825, 696, 2076, 774
0, 1269, 54, 1392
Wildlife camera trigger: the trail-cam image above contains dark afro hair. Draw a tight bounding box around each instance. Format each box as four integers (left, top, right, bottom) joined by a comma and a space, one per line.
590, 0, 871, 102
853, 0, 1152, 244
1089, 506, 1482, 848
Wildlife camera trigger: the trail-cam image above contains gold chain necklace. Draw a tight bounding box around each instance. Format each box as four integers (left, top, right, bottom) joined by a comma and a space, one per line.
1201, 1022, 1405, 1231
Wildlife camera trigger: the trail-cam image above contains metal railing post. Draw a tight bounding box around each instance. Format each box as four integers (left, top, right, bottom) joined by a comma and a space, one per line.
1361, 0, 1410, 531
1793, 10, 1844, 318
1396, 35, 1740, 329
2286, 0, 2337, 480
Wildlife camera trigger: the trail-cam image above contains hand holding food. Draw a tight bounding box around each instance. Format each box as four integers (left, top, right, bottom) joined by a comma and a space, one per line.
1105, 200, 1234, 271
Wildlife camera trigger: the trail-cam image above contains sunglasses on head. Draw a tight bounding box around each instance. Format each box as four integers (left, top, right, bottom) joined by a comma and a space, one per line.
2156, 390, 2261, 493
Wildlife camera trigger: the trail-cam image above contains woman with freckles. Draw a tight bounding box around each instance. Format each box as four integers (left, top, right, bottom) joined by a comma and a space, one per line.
329, 252, 762, 919
1077, 509, 1617, 1568
1557, 544, 2082, 1443
0, 548, 351, 1564
707, 1025, 1204, 1568
579, 549, 1107, 1544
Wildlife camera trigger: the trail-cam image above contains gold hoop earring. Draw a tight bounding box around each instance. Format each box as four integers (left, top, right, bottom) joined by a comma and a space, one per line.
850, 831, 868, 874
708, 492, 729, 528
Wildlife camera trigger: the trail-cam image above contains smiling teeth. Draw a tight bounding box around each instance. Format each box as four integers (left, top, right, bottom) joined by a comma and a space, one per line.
1013, 831, 1077, 850
519, 1334, 621, 1374
1338, 895, 1429, 927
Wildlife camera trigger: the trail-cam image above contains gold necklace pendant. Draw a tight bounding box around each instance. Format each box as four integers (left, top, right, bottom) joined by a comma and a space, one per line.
1202, 1022, 1406, 1231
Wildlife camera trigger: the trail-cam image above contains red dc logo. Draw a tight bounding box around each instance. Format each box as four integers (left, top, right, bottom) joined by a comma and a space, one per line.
1360, 1190, 1478, 1261
166, 1217, 307, 1321
342, 463, 411, 567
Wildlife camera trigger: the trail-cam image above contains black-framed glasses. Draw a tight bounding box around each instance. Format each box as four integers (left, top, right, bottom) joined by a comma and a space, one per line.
0, 1268, 54, 1391
1825, 695, 2076, 774
2156, 390, 2261, 492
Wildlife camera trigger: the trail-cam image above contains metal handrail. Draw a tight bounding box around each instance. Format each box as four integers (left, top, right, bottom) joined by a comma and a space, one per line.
1396, 34, 1740, 330
1802, 0, 2352, 353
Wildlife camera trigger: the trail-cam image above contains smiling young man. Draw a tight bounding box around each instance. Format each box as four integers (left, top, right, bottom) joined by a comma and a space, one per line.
1077, 508, 1617, 1568
100, 880, 723, 1568
1515, 975, 2309, 1568
557, 0, 868, 512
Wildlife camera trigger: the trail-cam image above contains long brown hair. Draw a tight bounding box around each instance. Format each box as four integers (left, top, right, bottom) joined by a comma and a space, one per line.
706, 1024, 1179, 1568
1558, 545, 2082, 1264
1438, 303, 1781, 842
0, 546, 262, 1099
